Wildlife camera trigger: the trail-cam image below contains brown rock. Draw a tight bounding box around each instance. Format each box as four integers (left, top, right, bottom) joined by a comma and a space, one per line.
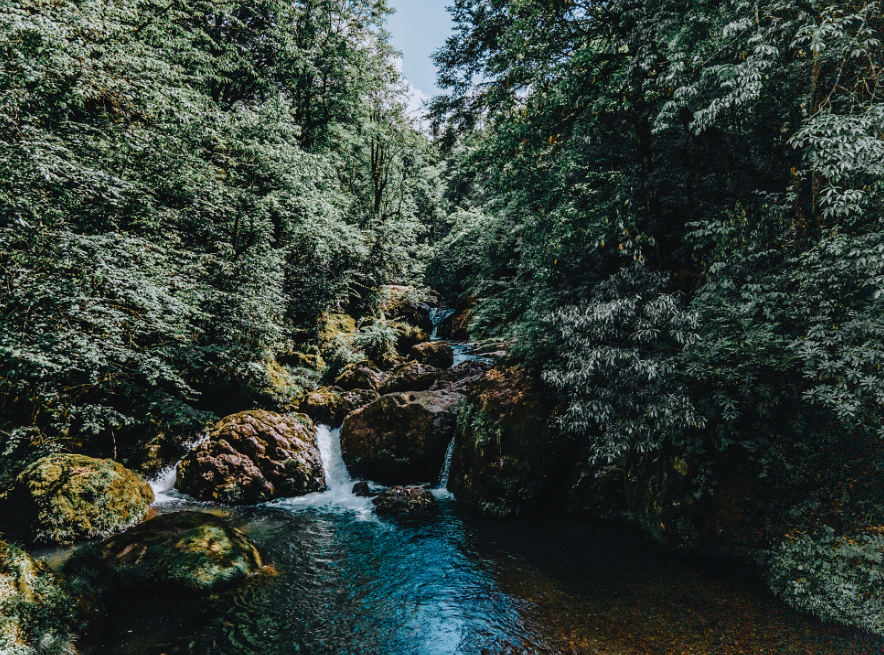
340, 390, 462, 485
352, 481, 372, 497
372, 486, 437, 516
176, 410, 325, 504
430, 359, 493, 394
297, 387, 380, 426
379, 361, 441, 394
410, 341, 454, 369
448, 366, 570, 517
334, 361, 386, 391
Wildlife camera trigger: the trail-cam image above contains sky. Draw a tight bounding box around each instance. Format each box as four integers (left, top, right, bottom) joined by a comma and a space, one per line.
386, 0, 454, 117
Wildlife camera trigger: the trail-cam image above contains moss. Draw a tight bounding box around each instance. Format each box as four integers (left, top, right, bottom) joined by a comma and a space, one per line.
65, 511, 263, 595
0, 541, 88, 655
1, 454, 154, 545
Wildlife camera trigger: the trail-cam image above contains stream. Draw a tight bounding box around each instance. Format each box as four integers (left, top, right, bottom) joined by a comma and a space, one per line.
48, 423, 879, 655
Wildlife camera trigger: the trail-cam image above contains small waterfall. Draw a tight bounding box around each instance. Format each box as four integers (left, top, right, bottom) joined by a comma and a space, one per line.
428, 307, 455, 341
149, 465, 179, 503
437, 438, 455, 489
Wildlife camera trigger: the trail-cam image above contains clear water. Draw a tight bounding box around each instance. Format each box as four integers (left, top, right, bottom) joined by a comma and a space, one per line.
71, 428, 883, 655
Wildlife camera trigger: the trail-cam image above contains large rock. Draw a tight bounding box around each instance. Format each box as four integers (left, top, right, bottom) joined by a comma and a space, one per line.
340, 390, 462, 485
176, 410, 325, 504
0, 455, 154, 545
379, 285, 433, 333
391, 322, 429, 355
65, 511, 263, 595
430, 359, 493, 394
410, 341, 454, 369
379, 361, 441, 394
334, 361, 386, 391
297, 387, 379, 426
448, 367, 570, 517
0, 540, 95, 654
372, 486, 437, 517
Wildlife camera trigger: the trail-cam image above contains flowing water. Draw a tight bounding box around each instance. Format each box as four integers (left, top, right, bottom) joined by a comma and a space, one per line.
66, 424, 883, 655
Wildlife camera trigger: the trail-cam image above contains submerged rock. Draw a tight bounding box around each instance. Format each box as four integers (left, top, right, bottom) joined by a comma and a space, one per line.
334, 361, 386, 391
297, 387, 379, 426
0, 454, 154, 545
372, 486, 437, 517
379, 361, 441, 394
410, 342, 454, 369
448, 367, 570, 518
65, 511, 263, 594
340, 390, 461, 485
0, 540, 97, 654
176, 410, 325, 504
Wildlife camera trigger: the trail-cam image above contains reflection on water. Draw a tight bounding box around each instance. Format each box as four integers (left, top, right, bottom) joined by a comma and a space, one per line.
64, 428, 882, 655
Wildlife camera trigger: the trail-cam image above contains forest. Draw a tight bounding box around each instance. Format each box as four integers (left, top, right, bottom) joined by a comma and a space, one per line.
2, 0, 884, 652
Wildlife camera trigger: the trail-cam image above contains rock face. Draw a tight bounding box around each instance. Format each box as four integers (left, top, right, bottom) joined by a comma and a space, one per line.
334, 361, 386, 391
297, 387, 379, 426
379, 361, 441, 394
372, 486, 437, 516
176, 410, 325, 504
0, 540, 93, 654
1, 454, 154, 545
447, 367, 570, 518
340, 390, 462, 485
410, 341, 454, 369
65, 511, 263, 594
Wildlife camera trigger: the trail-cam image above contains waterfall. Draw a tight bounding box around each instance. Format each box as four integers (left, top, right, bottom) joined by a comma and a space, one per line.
437, 438, 455, 489
428, 307, 455, 341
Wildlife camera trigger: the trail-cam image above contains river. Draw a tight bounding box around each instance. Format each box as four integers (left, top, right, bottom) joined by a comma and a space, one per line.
49, 424, 880, 655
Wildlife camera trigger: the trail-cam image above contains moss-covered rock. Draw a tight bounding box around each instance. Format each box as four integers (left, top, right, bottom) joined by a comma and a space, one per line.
65, 511, 263, 595
0, 455, 154, 545
340, 390, 461, 485
334, 361, 386, 391
410, 341, 454, 369
372, 486, 437, 517
176, 410, 325, 504
447, 367, 570, 518
391, 322, 429, 355
296, 387, 379, 426
379, 361, 441, 394
0, 540, 95, 655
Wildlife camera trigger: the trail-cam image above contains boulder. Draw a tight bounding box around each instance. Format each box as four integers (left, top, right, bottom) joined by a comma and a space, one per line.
65, 511, 263, 594
430, 359, 493, 394
379, 285, 433, 333
297, 387, 379, 426
340, 390, 462, 485
391, 322, 429, 355
334, 361, 386, 391
0, 540, 94, 654
176, 410, 325, 504
448, 367, 570, 517
372, 486, 437, 517
352, 482, 372, 497
0, 454, 154, 545
379, 361, 441, 394
410, 341, 454, 369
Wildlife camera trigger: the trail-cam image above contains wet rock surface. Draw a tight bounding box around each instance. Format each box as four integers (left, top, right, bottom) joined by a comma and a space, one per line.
297, 387, 379, 426
0, 454, 154, 545
334, 361, 386, 391
410, 341, 454, 369
430, 359, 493, 394
65, 511, 263, 594
448, 366, 571, 518
372, 486, 437, 516
340, 390, 462, 485
176, 410, 325, 504
379, 361, 441, 394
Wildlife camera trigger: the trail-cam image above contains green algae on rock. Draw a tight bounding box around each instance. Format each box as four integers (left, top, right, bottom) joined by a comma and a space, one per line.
1, 454, 154, 545
0, 540, 94, 655
65, 511, 263, 595
176, 410, 325, 504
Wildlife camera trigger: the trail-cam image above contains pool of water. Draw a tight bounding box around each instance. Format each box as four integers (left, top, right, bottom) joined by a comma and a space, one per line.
57, 425, 880, 655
